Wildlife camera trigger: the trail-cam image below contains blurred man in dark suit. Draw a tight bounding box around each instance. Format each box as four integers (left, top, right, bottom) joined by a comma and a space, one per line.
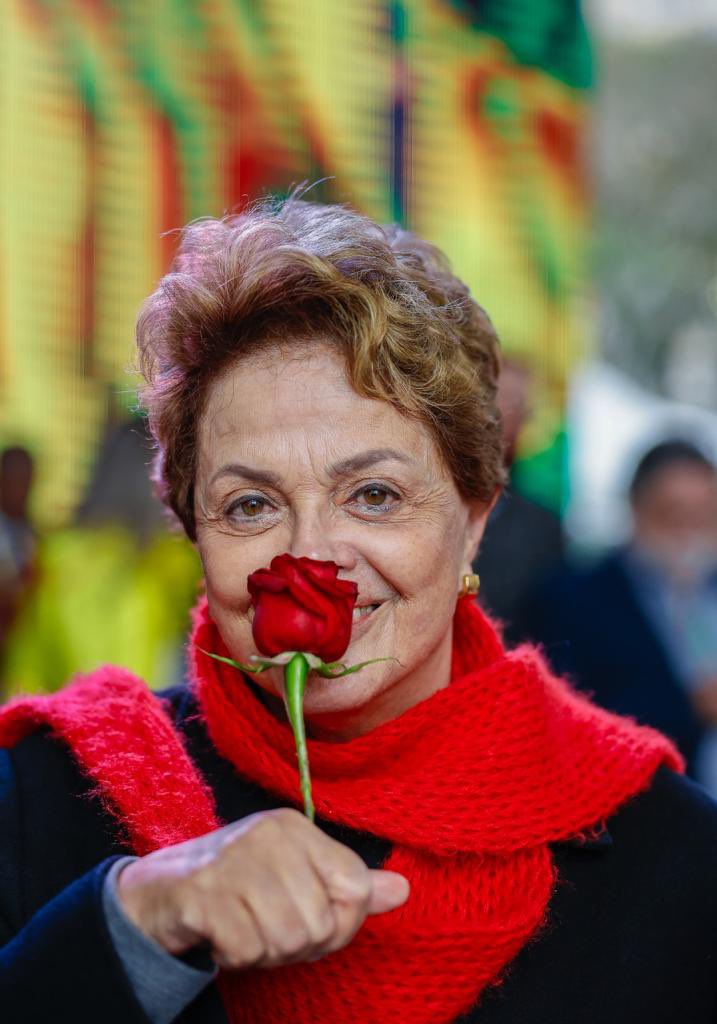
522, 440, 717, 789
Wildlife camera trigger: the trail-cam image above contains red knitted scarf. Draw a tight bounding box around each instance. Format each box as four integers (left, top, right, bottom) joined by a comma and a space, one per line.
0, 596, 681, 1024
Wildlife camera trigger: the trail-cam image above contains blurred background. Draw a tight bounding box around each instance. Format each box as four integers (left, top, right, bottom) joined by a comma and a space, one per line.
1, 2, 716, 792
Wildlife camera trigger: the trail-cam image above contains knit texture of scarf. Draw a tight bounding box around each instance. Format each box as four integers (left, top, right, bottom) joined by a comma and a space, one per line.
0, 596, 682, 1024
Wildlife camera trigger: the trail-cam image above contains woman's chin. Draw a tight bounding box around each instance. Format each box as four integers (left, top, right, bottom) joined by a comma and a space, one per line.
307, 668, 406, 739
302, 669, 383, 716
249, 662, 385, 719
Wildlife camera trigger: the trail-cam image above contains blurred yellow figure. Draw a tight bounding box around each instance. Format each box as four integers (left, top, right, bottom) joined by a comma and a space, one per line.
1, 525, 201, 697
0, 417, 203, 698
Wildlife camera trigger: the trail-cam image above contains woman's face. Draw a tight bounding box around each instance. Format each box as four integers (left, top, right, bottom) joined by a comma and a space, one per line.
194, 343, 490, 738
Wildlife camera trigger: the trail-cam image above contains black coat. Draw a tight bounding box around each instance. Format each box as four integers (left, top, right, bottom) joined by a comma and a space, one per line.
1, 685, 716, 1024
518, 551, 706, 772
472, 489, 564, 647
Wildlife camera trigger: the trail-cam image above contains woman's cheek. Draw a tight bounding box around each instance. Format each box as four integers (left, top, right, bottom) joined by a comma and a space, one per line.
198, 531, 262, 608
379, 519, 461, 602
205, 590, 257, 667
201, 550, 243, 609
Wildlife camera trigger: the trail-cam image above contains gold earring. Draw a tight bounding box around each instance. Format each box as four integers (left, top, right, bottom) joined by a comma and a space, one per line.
460, 573, 480, 597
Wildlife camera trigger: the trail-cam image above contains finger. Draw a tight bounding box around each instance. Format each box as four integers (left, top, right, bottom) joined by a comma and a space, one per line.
366, 869, 410, 915
271, 840, 336, 948
315, 868, 410, 957
303, 829, 372, 905
222, 811, 338, 964
242, 864, 315, 965
204, 896, 267, 971
296, 838, 373, 952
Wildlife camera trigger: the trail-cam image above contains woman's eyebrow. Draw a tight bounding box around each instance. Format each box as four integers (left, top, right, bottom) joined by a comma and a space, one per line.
328, 448, 413, 478
209, 449, 413, 488
210, 463, 282, 488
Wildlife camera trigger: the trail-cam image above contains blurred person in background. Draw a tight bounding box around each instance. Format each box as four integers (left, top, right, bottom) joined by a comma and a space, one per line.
472, 359, 564, 644
0, 416, 200, 699
0, 447, 36, 663
523, 440, 717, 791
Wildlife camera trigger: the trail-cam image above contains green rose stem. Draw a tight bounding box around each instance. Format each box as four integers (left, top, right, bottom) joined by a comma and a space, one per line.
283, 653, 314, 820
200, 648, 391, 820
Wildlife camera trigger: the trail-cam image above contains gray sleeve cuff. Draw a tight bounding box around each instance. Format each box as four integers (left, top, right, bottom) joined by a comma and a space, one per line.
102, 857, 217, 1024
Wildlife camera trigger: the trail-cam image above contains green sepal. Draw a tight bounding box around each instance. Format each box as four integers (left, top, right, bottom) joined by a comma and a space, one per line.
313, 656, 395, 678
198, 647, 394, 679
197, 648, 273, 674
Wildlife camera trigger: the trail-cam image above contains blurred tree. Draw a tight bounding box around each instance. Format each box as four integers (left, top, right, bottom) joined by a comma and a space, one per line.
593, 35, 717, 404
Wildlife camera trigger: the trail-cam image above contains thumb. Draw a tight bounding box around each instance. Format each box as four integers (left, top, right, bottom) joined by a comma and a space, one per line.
366, 869, 410, 915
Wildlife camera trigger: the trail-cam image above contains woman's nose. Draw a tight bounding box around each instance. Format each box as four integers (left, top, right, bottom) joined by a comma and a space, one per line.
288, 509, 357, 571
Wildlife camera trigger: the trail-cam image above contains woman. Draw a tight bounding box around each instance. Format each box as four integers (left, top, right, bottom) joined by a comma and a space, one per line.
0, 199, 715, 1024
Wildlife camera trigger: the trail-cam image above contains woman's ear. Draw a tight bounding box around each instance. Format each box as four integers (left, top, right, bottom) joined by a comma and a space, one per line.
461, 489, 500, 571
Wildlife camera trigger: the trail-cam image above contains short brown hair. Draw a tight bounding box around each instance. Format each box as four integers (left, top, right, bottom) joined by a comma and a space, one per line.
137, 197, 504, 539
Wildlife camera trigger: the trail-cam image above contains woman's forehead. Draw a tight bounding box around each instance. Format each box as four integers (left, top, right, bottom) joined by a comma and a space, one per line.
197, 349, 442, 478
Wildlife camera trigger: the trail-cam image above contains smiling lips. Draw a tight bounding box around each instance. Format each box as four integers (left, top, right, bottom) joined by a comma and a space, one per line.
246, 601, 383, 624
352, 602, 381, 623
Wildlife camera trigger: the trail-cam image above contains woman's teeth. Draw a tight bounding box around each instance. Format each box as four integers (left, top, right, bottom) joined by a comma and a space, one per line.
352, 603, 379, 622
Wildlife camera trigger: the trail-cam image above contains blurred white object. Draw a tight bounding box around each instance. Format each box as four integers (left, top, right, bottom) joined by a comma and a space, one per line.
588, 0, 717, 41
664, 321, 717, 410
566, 362, 717, 550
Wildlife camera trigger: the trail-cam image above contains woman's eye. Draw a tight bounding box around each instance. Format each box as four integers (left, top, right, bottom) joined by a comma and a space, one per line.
363, 486, 390, 506
352, 484, 400, 511
228, 496, 268, 518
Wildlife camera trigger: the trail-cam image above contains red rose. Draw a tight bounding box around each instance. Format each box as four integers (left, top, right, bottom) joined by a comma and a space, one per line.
247, 554, 358, 662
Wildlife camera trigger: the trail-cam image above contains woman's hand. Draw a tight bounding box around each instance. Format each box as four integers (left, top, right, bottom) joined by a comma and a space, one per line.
116, 808, 409, 970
